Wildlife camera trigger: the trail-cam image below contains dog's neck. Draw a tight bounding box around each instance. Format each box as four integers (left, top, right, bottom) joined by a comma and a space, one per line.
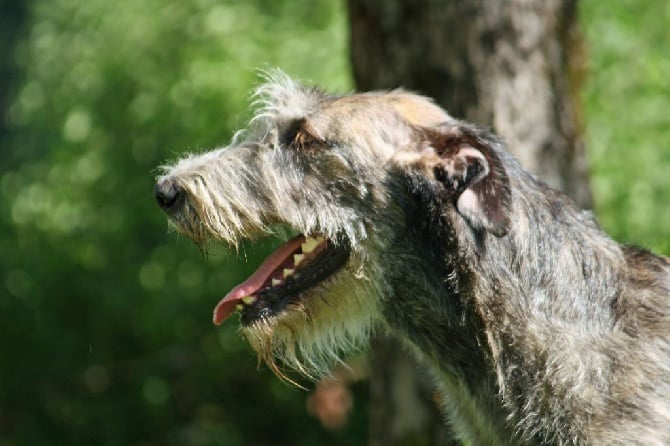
379, 180, 515, 443
462, 179, 627, 443
381, 173, 628, 444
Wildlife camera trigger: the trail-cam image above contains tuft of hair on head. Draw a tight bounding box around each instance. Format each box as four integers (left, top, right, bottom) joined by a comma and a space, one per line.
250, 68, 328, 125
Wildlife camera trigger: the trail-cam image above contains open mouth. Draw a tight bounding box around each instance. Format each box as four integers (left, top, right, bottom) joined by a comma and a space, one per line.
213, 234, 350, 326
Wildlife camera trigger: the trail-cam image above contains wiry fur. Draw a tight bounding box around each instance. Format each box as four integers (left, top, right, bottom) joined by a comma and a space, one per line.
156, 71, 670, 445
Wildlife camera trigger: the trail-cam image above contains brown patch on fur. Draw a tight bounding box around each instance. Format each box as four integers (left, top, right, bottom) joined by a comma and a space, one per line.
388, 92, 451, 128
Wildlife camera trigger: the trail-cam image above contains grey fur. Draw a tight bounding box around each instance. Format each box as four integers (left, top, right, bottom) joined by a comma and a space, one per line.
155, 72, 670, 445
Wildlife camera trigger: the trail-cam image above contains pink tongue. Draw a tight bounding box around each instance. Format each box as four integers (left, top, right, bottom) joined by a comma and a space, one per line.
213, 234, 306, 325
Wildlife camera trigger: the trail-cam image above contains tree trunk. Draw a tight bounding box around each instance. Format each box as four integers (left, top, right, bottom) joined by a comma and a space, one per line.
367, 337, 455, 446
346, 0, 591, 444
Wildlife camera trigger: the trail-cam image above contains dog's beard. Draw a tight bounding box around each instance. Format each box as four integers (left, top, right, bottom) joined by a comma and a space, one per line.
240, 269, 381, 384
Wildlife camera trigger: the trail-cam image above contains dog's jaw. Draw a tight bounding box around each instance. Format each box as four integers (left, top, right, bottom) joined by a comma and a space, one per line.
213, 234, 351, 326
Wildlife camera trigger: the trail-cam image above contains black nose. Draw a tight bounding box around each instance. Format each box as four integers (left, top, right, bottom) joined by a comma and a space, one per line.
154, 180, 183, 212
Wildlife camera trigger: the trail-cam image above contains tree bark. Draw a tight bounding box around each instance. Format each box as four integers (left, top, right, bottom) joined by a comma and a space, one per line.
346, 0, 591, 444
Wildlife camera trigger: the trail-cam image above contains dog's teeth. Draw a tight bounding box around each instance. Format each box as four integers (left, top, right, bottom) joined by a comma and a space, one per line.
272, 278, 283, 287
293, 254, 305, 266
235, 304, 244, 312
283, 268, 295, 278
301, 237, 323, 254
241, 296, 257, 305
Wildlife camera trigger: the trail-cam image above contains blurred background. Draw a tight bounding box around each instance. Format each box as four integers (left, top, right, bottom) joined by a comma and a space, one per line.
0, 0, 668, 445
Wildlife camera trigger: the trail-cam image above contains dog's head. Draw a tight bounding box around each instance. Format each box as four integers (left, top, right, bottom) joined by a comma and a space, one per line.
155, 71, 511, 380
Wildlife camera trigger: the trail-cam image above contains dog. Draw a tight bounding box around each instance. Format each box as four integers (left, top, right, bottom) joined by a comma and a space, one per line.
155, 71, 670, 444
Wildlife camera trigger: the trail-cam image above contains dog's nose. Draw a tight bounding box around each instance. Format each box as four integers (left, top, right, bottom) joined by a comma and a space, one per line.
154, 180, 183, 212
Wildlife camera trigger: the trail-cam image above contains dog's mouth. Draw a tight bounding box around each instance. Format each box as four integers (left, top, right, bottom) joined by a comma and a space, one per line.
213, 234, 350, 326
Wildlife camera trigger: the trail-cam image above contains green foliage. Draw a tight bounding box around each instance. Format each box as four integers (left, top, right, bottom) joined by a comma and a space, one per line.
582, 0, 670, 254
0, 0, 668, 444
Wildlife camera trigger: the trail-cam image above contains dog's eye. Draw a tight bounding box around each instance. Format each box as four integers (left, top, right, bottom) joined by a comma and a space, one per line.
293, 129, 321, 150
282, 119, 323, 151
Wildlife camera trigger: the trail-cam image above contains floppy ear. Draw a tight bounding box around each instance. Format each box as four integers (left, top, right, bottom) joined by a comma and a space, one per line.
398, 124, 512, 236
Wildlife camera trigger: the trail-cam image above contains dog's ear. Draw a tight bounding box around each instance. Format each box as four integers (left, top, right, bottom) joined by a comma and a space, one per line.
432, 126, 511, 236
396, 124, 512, 236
